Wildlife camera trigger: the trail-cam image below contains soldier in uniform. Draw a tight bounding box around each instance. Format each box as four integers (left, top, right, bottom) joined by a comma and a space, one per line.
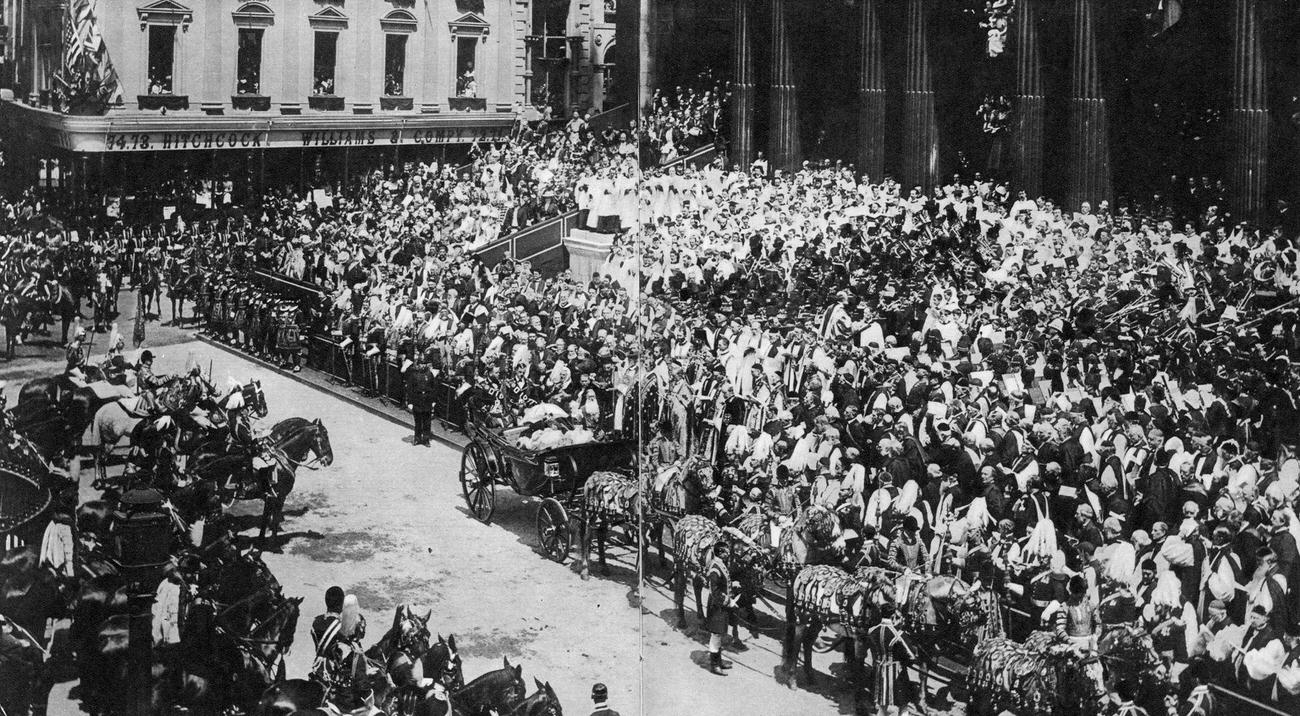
866, 602, 921, 716
65, 326, 87, 374
705, 540, 735, 675
406, 357, 437, 446
589, 683, 619, 716
310, 586, 354, 690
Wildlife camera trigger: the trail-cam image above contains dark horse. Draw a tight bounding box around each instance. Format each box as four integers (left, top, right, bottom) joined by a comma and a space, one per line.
14, 366, 114, 457
506, 681, 563, 716
138, 260, 162, 319
190, 417, 333, 543
412, 657, 528, 716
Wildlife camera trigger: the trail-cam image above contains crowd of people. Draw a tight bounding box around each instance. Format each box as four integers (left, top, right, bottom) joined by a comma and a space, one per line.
227, 153, 1300, 714
6, 75, 1299, 715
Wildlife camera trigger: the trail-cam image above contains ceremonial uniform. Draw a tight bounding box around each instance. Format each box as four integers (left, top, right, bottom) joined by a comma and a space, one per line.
407, 363, 437, 445
866, 617, 918, 710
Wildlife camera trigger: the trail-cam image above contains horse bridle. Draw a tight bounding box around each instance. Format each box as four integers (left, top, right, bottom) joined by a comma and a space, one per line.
272, 424, 329, 471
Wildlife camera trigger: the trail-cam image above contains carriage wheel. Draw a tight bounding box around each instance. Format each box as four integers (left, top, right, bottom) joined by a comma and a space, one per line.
536, 498, 571, 564
459, 445, 496, 523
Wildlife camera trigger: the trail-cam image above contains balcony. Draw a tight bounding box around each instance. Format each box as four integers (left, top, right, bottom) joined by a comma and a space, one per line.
380, 96, 413, 111
231, 95, 271, 112
308, 95, 345, 112
448, 97, 486, 112
138, 94, 189, 111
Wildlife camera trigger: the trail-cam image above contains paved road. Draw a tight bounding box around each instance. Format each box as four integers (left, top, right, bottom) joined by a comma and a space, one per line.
5, 290, 884, 716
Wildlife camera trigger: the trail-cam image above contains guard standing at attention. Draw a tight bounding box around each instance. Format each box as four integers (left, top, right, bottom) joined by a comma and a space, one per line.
406, 356, 437, 446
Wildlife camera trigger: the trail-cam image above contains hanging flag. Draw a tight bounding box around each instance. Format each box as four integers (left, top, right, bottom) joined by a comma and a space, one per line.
53, 0, 122, 111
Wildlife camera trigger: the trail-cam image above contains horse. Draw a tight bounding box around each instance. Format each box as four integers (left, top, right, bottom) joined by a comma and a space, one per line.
138, 262, 162, 319
1097, 623, 1172, 713
166, 260, 189, 325
505, 681, 562, 716
15, 368, 124, 457
667, 514, 768, 632
735, 504, 845, 585
221, 594, 303, 714
412, 657, 528, 716
175, 380, 266, 456
257, 417, 333, 542
964, 630, 1108, 716
640, 456, 719, 572
890, 571, 991, 706
89, 403, 177, 487
782, 564, 890, 689
576, 470, 641, 580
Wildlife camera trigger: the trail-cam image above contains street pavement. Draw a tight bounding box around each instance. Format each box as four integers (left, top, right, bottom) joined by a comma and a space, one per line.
3, 290, 898, 716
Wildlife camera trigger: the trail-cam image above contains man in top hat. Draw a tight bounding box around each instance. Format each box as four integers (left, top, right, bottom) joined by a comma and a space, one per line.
136, 349, 168, 391
589, 683, 619, 716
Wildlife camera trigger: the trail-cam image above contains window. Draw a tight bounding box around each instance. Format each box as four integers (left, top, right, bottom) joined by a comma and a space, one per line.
455, 37, 477, 97
313, 31, 338, 95
236, 28, 263, 95
384, 34, 406, 96
147, 24, 176, 93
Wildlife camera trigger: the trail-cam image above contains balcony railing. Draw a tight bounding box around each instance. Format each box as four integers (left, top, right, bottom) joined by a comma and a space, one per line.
308, 95, 345, 111
138, 94, 189, 111
231, 94, 271, 111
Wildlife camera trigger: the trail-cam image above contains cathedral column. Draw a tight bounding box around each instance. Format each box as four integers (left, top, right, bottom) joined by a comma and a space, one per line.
1228, 0, 1267, 224
730, 0, 755, 169
768, 0, 800, 173
856, 0, 885, 180
1010, 0, 1044, 198
902, 0, 937, 192
1066, 0, 1112, 211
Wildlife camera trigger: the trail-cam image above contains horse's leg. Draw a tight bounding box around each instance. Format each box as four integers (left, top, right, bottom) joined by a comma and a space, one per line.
781, 623, 801, 688
692, 574, 704, 623
596, 522, 610, 576
672, 568, 687, 629
578, 513, 590, 581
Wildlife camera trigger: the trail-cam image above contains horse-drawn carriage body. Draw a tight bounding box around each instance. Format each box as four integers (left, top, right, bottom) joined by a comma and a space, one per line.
459, 418, 635, 564
0, 459, 55, 549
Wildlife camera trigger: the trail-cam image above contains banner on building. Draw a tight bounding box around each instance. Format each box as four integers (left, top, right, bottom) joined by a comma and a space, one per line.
100, 123, 513, 152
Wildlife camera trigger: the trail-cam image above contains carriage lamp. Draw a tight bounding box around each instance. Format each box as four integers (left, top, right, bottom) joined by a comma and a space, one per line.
544, 459, 560, 478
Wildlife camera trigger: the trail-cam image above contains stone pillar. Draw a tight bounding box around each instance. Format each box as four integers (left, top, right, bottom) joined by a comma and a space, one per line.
730, 0, 755, 169
857, 0, 885, 181
768, 0, 800, 173
637, 0, 657, 113
1011, 0, 1044, 198
1066, 0, 1112, 211
902, 0, 938, 192
1229, 0, 1267, 225
565, 229, 616, 285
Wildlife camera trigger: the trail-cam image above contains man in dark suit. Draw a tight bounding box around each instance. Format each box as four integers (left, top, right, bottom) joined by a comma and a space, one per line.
406, 358, 437, 446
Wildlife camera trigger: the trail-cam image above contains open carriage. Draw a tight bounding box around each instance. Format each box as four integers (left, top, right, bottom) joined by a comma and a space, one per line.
458, 416, 635, 564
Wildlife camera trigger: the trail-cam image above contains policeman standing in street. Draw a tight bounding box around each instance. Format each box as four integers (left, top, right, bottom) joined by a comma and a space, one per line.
406, 355, 437, 446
